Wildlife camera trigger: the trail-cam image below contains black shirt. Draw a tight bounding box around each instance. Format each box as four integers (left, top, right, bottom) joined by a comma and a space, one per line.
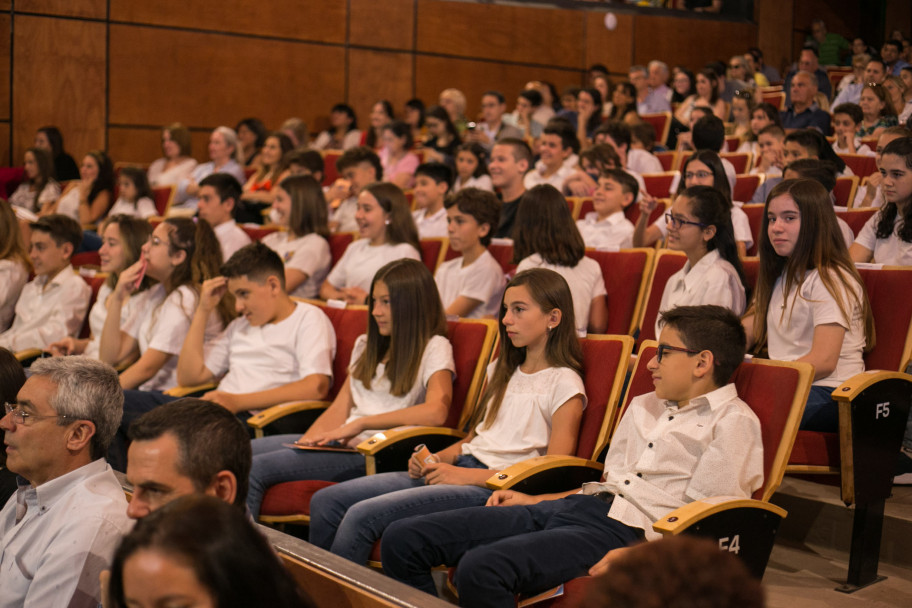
494, 192, 524, 240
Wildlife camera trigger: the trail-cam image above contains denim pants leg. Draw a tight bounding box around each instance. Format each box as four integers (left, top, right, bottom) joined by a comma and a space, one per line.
246, 434, 366, 518
801, 385, 839, 432
382, 494, 641, 606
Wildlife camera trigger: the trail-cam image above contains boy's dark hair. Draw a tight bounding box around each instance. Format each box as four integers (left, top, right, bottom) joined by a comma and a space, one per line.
630, 121, 657, 151
600, 168, 639, 202
444, 188, 502, 247
127, 398, 252, 509
543, 118, 581, 154
692, 114, 725, 152
595, 121, 631, 149
494, 137, 534, 167
832, 103, 864, 125
783, 129, 822, 156
483, 90, 505, 104
867, 58, 887, 72
562, 85, 582, 99
29, 214, 82, 253
199, 173, 243, 216
220, 242, 286, 290
758, 124, 785, 138
336, 146, 383, 181
785, 158, 837, 192
284, 149, 324, 178
118, 166, 153, 202
801, 44, 819, 58
415, 161, 454, 190
519, 89, 543, 107
658, 305, 747, 387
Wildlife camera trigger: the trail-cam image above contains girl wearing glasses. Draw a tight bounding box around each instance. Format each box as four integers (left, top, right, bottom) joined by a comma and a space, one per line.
655, 185, 748, 339
746, 179, 873, 432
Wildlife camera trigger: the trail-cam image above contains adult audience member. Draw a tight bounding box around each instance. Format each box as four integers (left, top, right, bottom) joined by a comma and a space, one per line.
781, 71, 831, 134
807, 19, 849, 66
833, 57, 884, 107
7, 147, 60, 217
748, 46, 781, 83
148, 123, 198, 188
883, 39, 911, 76
235, 117, 267, 167
439, 88, 469, 135
34, 126, 79, 181
784, 47, 832, 105
312, 103, 361, 151
465, 91, 523, 150
47, 150, 115, 224
174, 126, 247, 210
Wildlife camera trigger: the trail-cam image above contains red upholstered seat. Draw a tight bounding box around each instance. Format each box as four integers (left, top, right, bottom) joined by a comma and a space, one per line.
488, 242, 517, 276
733, 174, 762, 202
419, 238, 446, 274
635, 251, 687, 348
839, 154, 877, 178
641, 172, 678, 198
322, 151, 342, 187
242, 224, 282, 241
328, 232, 355, 266
261, 480, 335, 516
151, 185, 175, 216
835, 208, 877, 238
741, 203, 764, 256
788, 430, 840, 467
720, 152, 752, 174
584, 249, 653, 336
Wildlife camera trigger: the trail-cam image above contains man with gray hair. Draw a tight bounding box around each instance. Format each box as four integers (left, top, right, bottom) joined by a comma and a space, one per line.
643, 60, 673, 113
781, 70, 831, 134
0, 356, 131, 608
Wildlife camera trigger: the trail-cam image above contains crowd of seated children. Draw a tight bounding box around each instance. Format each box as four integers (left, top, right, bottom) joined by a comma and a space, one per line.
451, 142, 492, 193
0, 204, 31, 332
854, 127, 908, 208
434, 188, 505, 319
326, 146, 383, 233
746, 178, 873, 432
321, 182, 421, 305
246, 258, 455, 518
411, 162, 452, 238
0, 214, 89, 351
236, 117, 267, 167
523, 119, 579, 191
379, 120, 420, 190
421, 105, 462, 167
47, 150, 114, 224
380, 305, 763, 607
365, 100, 395, 150
309, 268, 585, 565
857, 83, 898, 138
851, 137, 912, 265
782, 159, 855, 246
7, 147, 60, 217
34, 125, 79, 181
147, 123, 198, 188
107, 167, 156, 219
575, 168, 636, 250
656, 185, 749, 338
737, 102, 781, 156
489, 139, 532, 239
174, 126, 247, 210
262, 175, 332, 299
751, 129, 849, 203
242, 131, 294, 206
513, 185, 608, 337
312, 103, 362, 152
99, 217, 230, 392
196, 173, 251, 261
48, 215, 152, 361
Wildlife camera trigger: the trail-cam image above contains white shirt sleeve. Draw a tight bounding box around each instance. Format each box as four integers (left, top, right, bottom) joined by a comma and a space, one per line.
147, 287, 197, 355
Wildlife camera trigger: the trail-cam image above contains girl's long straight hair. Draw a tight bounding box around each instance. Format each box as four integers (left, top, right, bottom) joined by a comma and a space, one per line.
512, 184, 585, 267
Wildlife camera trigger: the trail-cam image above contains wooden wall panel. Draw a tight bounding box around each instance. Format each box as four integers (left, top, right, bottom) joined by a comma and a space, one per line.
108, 25, 346, 133
109, 0, 346, 44
0, 1, 10, 12
757, 0, 793, 80
348, 49, 414, 129
0, 123, 10, 167
12, 16, 106, 164
884, 2, 912, 41
585, 11, 634, 77
0, 15, 9, 120
15, 0, 105, 19
415, 55, 580, 122
350, 0, 414, 51
632, 15, 757, 74
107, 127, 215, 165
416, 0, 584, 69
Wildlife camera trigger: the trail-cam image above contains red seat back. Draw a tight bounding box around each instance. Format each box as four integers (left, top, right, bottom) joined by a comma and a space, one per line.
721, 153, 751, 174
71, 251, 101, 269
328, 232, 356, 266
585, 249, 652, 335
742, 203, 765, 256
152, 186, 174, 216
445, 319, 497, 430
624, 198, 668, 226
641, 172, 678, 198
242, 225, 282, 241
577, 336, 633, 459
488, 242, 516, 276
839, 154, 877, 178
578, 198, 594, 218
419, 238, 445, 274
835, 208, 877, 238
306, 302, 368, 401
760, 91, 785, 110
833, 177, 857, 207
741, 257, 760, 292
857, 267, 912, 372
636, 251, 687, 347
640, 112, 671, 146
733, 175, 762, 202
322, 151, 342, 186
655, 151, 677, 171
619, 343, 658, 423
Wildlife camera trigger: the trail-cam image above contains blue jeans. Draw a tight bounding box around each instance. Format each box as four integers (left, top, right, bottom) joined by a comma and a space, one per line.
381, 494, 643, 607
309, 454, 491, 563
801, 385, 838, 432
246, 434, 366, 518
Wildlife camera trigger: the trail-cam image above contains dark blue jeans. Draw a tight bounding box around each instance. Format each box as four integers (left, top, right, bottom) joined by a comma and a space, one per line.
801, 385, 838, 432
381, 494, 643, 608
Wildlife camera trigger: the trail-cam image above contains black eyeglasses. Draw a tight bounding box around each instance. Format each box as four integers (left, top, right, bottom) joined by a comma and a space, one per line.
665, 213, 708, 230
656, 344, 702, 363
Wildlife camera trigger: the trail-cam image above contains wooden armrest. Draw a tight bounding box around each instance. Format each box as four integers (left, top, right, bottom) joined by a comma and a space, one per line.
356, 426, 467, 455
653, 497, 787, 535
164, 382, 218, 397
15, 348, 44, 362
831, 370, 912, 403
247, 401, 330, 430
485, 455, 602, 492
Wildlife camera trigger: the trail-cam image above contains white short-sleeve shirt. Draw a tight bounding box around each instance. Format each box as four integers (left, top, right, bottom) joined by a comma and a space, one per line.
332, 197, 359, 233
854, 210, 912, 266
214, 220, 252, 262
434, 250, 505, 319
83, 284, 150, 360
462, 364, 586, 470
204, 301, 336, 398
122, 284, 222, 391
262, 232, 332, 299
576, 211, 635, 250
655, 250, 746, 338
412, 207, 448, 239
627, 148, 664, 175
516, 254, 607, 337
453, 174, 494, 193
345, 334, 455, 444
107, 196, 157, 219
326, 239, 421, 294
767, 269, 866, 387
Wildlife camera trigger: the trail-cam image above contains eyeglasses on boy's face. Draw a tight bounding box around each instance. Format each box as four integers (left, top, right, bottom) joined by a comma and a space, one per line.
655, 344, 702, 363
664, 213, 708, 230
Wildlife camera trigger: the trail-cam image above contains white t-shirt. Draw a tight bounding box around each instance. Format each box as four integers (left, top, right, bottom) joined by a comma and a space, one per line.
627, 148, 664, 175
262, 232, 332, 299
576, 211, 635, 250
854, 210, 912, 265
767, 269, 866, 387
654, 204, 753, 250
0, 259, 28, 332
462, 363, 586, 470
345, 334, 455, 444
83, 284, 150, 360
655, 250, 746, 338
434, 250, 505, 319
107, 196, 157, 219
204, 301, 336, 397
213, 220, 252, 262
832, 141, 874, 156
523, 162, 575, 191
516, 254, 607, 337
148, 157, 198, 188
122, 284, 222, 391
55, 186, 81, 221
326, 239, 421, 294
453, 175, 494, 193
412, 207, 448, 239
